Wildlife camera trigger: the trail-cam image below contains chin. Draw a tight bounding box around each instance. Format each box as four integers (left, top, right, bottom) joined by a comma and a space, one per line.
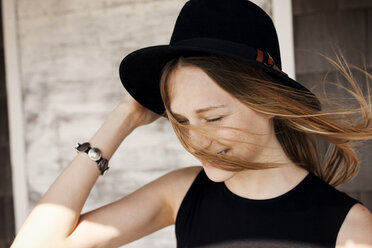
202, 163, 236, 182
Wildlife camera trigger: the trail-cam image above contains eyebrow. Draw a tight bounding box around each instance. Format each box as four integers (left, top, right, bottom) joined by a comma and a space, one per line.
170, 104, 227, 116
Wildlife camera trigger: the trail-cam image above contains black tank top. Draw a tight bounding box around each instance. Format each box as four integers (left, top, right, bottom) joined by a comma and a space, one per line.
175, 169, 363, 248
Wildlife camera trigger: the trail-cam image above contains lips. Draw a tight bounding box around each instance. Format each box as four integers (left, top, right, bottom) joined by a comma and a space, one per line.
201, 149, 229, 167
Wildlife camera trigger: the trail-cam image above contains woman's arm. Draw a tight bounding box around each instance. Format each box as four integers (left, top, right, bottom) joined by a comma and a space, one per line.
11, 94, 159, 247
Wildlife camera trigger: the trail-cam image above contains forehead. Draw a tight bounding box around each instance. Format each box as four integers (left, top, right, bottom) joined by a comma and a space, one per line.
167, 65, 235, 114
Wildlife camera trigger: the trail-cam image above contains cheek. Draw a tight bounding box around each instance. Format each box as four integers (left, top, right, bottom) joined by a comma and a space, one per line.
215, 128, 240, 144
215, 120, 260, 146
215, 118, 271, 155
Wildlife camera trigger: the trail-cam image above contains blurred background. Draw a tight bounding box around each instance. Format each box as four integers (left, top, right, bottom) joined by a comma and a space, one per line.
1, 0, 371, 247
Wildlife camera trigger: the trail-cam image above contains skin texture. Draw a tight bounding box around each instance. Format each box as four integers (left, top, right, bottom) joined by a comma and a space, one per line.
167, 64, 311, 200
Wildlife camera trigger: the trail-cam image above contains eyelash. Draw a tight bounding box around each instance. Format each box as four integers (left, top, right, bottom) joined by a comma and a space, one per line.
178, 117, 222, 124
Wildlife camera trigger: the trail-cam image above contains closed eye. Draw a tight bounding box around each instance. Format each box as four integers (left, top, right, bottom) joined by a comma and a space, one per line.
178, 117, 222, 124
208, 117, 222, 122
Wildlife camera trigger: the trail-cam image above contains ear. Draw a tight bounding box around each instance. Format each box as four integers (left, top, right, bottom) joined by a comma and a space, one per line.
267, 115, 276, 126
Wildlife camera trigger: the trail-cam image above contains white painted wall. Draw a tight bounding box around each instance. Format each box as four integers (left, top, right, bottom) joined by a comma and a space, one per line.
2, 0, 29, 232
272, 0, 296, 79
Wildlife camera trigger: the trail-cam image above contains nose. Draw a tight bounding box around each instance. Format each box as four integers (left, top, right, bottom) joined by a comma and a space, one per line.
188, 128, 212, 152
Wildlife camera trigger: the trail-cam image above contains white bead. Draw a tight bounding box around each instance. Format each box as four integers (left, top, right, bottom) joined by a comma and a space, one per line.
88, 148, 102, 161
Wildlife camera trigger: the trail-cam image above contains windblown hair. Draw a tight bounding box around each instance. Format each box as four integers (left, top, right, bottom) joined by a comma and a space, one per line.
159, 52, 372, 187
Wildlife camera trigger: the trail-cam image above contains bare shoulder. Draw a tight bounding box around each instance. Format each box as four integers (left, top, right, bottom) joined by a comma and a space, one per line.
160, 165, 203, 224
336, 203, 372, 248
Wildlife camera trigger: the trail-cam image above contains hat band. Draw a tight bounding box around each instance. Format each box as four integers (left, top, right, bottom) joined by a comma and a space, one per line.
256, 49, 288, 77
173, 38, 287, 77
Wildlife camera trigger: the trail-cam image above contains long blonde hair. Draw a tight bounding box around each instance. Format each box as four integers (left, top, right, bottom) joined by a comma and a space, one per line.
159, 52, 372, 187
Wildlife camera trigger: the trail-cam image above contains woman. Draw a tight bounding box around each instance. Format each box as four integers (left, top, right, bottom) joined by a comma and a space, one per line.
11, 0, 372, 247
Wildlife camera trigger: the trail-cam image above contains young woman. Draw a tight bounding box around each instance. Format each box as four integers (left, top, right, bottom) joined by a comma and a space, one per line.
11, 0, 372, 247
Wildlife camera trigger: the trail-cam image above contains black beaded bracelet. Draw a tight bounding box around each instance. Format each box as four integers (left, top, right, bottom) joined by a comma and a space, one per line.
75, 142, 109, 175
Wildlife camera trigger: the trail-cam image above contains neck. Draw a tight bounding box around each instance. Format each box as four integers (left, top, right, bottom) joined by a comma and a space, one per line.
224, 163, 309, 200
224, 134, 309, 200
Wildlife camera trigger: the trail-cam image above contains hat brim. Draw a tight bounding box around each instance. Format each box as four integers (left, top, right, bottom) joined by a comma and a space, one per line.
119, 38, 320, 116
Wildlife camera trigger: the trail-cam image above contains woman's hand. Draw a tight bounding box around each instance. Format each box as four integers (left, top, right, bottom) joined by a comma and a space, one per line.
118, 92, 162, 127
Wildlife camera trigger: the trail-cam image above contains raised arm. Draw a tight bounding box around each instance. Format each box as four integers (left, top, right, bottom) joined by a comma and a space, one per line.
10, 93, 162, 248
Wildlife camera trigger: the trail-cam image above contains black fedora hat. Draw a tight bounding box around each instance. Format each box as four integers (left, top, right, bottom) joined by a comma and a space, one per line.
119, 0, 321, 116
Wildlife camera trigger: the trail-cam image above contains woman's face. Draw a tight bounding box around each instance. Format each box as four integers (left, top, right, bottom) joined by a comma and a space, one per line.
167, 64, 277, 182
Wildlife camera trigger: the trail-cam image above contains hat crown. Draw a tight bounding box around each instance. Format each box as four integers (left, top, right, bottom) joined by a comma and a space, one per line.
170, 0, 282, 69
